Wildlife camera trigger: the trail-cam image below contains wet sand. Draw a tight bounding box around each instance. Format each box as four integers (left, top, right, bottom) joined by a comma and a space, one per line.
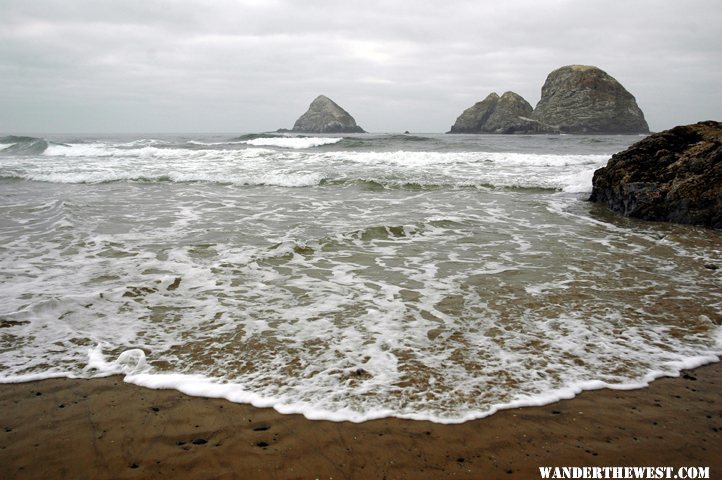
1, 363, 720, 480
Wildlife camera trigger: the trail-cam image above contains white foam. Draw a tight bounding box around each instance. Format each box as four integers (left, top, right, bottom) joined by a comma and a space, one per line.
245, 137, 343, 149
3, 134, 722, 425
105, 353, 722, 424
4, 141, 610, 191
5, 147, 325, 187
486, 152, 606, 167
187, 140, 247, 146
43, 143, 124, 157
85, 346, 150, 375
558, 167, 598, 193
301, 150, 608, 191
2, 220, 720, 424
44, 144, 202, 158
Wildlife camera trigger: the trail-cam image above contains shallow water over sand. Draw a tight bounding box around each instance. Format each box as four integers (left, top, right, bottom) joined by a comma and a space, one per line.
1, 133, 720, 422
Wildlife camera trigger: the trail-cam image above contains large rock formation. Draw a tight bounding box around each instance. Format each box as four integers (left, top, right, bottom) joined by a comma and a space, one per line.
287, 95, 365, 133
448, 91, 549, 134
589, 121, 721, 228
531, 65, 649, 134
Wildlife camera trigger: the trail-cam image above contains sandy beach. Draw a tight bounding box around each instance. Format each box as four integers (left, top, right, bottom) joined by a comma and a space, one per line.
0, 362, 719, 479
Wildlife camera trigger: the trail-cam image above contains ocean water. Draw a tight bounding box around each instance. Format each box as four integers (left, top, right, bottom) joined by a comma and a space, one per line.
1, 132, 720, 423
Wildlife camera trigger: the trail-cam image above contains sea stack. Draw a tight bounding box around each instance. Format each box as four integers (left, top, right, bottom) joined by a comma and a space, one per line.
531, 65, 649, 134
589, 121, 722, 228
448, 91, 546, 134
289, 95, 365, 134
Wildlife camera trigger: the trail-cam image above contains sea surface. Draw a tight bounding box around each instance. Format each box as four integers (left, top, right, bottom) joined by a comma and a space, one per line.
0, 132, 720, 423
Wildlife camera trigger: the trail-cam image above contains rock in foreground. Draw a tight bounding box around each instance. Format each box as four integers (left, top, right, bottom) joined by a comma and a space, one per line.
448, 91, 547, 134
531, 65, 649, 134
589, 121, 722, 228
288, 95, 365, 133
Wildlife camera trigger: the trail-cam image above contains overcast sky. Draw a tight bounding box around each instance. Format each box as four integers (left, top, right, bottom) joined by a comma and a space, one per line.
1, 0, 720, 134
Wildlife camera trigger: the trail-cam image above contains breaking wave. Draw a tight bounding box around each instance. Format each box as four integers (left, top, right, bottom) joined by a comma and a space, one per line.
0, 143, 608, 193
244, 137, 343, 149
0, 136, 50, 155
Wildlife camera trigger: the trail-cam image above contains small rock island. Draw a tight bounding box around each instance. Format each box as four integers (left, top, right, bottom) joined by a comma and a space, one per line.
283, 95, 365, 134
589, 121, 721, 228
447, 91, 539, 134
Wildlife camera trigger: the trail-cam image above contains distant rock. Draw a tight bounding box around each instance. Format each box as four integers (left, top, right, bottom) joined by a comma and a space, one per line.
589, 121, 721, 228
448, 92, 505, 134
286, 95, 365, 134
531, 65, 649, 134
448, 91, 548, 134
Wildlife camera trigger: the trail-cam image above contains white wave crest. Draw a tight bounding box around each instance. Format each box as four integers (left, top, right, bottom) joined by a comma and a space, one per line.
17, 170, 324, 187
245, 137, 343, 149
44, 144, 203, 158
558, 168, 598, 193
487, 152, 607, 167
187, 140, 247, 146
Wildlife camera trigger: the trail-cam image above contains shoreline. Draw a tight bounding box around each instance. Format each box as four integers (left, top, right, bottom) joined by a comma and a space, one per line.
1, 362, 721, 479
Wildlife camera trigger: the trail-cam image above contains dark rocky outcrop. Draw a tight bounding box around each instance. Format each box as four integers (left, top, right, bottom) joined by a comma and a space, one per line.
531, 65, 649, 134
286, 95, 365, 134
589, 121, 722, 228
448, 91, 553, 134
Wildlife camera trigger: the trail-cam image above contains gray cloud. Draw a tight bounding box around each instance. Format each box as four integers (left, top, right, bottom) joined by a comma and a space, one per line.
1, 0, 720, 133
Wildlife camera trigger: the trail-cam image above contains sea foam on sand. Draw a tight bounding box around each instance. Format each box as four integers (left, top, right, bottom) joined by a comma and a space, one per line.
83, 345, 721, 424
